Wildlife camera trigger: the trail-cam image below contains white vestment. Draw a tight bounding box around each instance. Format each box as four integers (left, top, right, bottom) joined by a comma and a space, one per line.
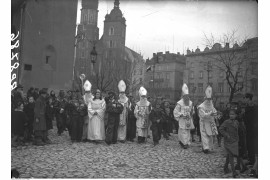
198, 101, 218, 150
87, 98, 106, 140
173, 99, 194, 145
134, 100, 151, 138
117, 96, 129, 141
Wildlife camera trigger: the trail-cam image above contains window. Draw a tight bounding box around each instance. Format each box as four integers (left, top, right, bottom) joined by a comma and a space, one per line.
209, 71, 212, 78
218, 83, 224, 93
190, 71, 194, 79
24, 64, 32, 71
109, 27, 114, 36
190, 62, 194, 68
219, 71, 224, 78
189, 83, 194, 92
166, 73, 170, 80
46, 56, 50, 64
109, 40, 113, 48
251, 79, 257, 92
81, 51, 85, 58
199, 71, 203, 79
198, 83, 203, 93
238, 70, 243, 77
238, 82, 243, 92
140, 78, 142, 84
251, 62, 257, 75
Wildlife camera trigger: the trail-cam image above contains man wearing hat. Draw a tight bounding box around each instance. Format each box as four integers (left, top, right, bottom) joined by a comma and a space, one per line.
134, 87, 152, 143
12, 84, 24, 109
198, 85, 218, 153
33, 88, 50, 146
117, 80, 129, 142
54, 90, 68, 136
173, 84, 195, 149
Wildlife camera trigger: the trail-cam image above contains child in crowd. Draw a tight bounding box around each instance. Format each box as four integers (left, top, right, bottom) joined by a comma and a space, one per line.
219, 109, 239, 178
11, 101, 28, 147
24, 96, 35, 141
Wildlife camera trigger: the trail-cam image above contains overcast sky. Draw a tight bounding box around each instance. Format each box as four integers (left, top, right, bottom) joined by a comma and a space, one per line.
77, 0, 258, 59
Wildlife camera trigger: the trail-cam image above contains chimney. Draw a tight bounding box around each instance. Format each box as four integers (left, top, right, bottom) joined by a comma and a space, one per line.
225, 43, 229, 49
165, 51, 169, 54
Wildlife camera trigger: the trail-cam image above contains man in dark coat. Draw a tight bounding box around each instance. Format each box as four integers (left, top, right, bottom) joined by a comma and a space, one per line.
13, 84, 24, 107
24, 96, 35, 141
243, 93, 258, 167
105, 92, 124, 145
126, 95, 137, 142
33, 89, 48, 146
68, 93, 88, 142
54, 90, 68, 136
149, 102, 164, 146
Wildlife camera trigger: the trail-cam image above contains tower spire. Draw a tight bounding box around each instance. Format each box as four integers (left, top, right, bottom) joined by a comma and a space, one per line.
114, 0, 120, 8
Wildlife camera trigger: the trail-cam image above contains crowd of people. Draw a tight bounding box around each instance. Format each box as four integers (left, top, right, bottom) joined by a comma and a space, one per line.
11, 81, 258, 178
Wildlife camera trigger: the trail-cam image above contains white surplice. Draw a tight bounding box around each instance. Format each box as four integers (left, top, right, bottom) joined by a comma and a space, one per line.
118, 96, 129, 141
87, 98, 106, 140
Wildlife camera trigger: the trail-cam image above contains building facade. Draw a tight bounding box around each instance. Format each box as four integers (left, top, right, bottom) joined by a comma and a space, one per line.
13, 0, 78, 92
145, 51, 186, 103
184, 37, 258, 109
74, 0, 144, 93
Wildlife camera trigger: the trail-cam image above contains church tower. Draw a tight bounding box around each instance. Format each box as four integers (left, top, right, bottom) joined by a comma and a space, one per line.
102, 0, 126, 59
75, 0, 99, 79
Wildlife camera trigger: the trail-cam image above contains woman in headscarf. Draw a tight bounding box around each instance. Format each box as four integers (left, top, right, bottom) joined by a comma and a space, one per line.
173, 84, 194, 149
87, 89, 106, 142
198, 85, 218, 154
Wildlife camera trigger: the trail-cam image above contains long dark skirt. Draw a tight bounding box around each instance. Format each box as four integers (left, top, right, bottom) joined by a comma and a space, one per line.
151, 122, 162, 143
126, 117, 137, 140
105, 117, 120, 144
70, 115, 84, 141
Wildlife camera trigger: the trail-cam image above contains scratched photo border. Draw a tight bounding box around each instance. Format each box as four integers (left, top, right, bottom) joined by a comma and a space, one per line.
7, 0, 266, 179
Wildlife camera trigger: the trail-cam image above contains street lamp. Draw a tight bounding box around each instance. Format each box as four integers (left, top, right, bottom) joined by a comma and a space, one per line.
90, 45, 97, 65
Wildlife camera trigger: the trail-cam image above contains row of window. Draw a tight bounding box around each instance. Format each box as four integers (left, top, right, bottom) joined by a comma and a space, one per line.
188, 81, 257, 93
109, 27, 125, 37
82, 10, 97, 24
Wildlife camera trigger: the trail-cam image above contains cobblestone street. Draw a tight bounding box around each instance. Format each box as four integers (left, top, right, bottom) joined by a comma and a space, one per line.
12, 123, 252, 178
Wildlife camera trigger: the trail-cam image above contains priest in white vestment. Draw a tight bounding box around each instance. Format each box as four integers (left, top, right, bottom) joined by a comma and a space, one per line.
198, 85, 218, 154
117, 80, 129, 142
173, 83, 195, 149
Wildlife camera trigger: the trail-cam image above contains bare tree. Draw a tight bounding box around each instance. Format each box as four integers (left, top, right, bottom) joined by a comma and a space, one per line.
203, 30, 252, 103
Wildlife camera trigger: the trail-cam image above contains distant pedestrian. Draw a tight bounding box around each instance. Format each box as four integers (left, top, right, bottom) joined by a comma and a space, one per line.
198, 86, 218, 154
105, 92, 123, 145
219, 109, 239, 178
134, 87, 151, 143
173, 84, 194, 149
